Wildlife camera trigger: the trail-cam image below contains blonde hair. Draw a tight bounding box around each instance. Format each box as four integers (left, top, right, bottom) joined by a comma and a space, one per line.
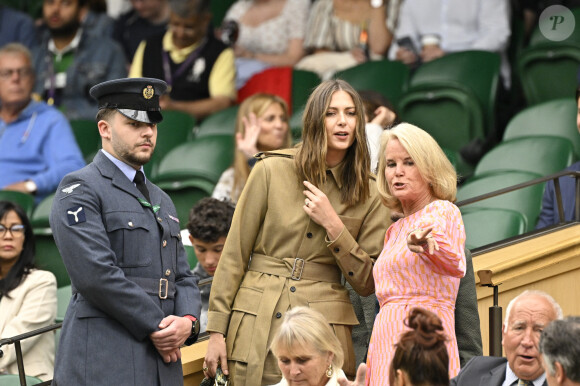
231, 93, 292, 202
376, 123, 457, 212
271, 307, 344, 370
295, 79, 370, 206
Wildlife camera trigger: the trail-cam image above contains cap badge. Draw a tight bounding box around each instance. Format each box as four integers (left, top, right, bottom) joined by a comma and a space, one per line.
143, 85, 155, 99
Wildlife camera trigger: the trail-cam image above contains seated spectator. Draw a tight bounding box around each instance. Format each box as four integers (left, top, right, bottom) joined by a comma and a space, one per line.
536, 86, 580, 229
389, 307, 450, 386
222, 0, 310, 88
186, 197, 235, 333
129, 0, 236, 120
391, 0, 511, 87
0, 201, 57, 381
32, 0, 127, 120
113, 0, 170, 64
358, 89, 398, 172
451, 290, 563, 386
212, 93, 292, 204
296, 0, 391, 80
269, 306, 356, 386
540, 316, 580, 386
0, 6, 38, 49
0, 43, 85, 203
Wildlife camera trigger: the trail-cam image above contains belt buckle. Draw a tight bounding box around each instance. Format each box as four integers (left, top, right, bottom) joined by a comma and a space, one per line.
291, 258, 305, 280
159, 278, 168, 299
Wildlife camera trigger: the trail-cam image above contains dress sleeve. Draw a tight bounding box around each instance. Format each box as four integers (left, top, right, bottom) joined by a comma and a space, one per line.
414, 202, 466, 278
303, 0, 334, 49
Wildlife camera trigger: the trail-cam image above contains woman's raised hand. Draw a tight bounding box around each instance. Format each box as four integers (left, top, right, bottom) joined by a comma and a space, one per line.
236, 112, 261, 159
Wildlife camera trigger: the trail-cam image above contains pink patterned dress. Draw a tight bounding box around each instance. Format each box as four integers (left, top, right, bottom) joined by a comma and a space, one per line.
365, 200, 466, 385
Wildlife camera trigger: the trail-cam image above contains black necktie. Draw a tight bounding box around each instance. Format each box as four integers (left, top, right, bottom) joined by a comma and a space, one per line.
133, 170, 151, 203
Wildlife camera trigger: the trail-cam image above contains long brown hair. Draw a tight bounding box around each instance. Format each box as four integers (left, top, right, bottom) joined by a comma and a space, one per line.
231, 94, 291, 202
294, 79, 370, 206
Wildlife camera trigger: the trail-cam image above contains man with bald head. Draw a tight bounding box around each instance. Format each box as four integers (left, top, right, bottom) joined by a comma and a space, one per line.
451, 290, 563, 386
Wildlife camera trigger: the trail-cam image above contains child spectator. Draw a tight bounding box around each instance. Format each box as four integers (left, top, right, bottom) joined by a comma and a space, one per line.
186, 197, 235, 332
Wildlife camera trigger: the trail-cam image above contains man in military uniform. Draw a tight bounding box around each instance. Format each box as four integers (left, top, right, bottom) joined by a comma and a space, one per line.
50, 77, 200, 385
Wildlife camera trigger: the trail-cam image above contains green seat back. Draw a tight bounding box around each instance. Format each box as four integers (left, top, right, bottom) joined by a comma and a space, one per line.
30, 193, 54, 230
0, 191, 35, 218
528, 7, 580, 47
461, 208, 527, 250
211, 0, 236, 27
517, 44, 580, 105
474, 136, 576, 178
184, 244, 198, 269
503, 98, 580, 157
289, 105, 305, 144
457, 171, 544, 231
334, 60, 410, 107
409, 50, 500, 138
145, 111, 196, 179
0, 374, 44, 385
195, 105, 239, 138
69, 119, 101, 161
56, 285, 72, 323
291, 69, 320, 114
157, 178, 216, 225
34, 234, 70, 288
155, 135, 234, 184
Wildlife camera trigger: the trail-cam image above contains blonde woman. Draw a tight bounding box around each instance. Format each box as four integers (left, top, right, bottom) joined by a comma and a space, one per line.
212, 93, 292, 204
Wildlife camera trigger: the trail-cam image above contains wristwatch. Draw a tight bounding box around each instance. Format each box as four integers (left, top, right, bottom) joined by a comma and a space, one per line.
371, 0, 384, 8
184, 315, 200, 345
25, 180, 37, 194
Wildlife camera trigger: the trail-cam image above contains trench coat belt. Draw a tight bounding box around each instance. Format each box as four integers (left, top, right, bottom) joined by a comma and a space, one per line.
248, 253, 342, 283
127, 276, 176, 299
244, 253, 341, 382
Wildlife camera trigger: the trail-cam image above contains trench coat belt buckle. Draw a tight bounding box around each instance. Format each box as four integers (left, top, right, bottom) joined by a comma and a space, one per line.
291, 258, 305, 280
159, 278, 169, 299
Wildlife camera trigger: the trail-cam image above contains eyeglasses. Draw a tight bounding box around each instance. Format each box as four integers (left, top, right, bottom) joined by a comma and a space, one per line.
0, 67, 34, 79
0, 224, 25, 238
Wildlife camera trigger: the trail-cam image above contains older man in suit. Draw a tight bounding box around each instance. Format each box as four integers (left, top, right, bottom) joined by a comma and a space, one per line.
451, 290, 563, 386
50, 77, 201, 385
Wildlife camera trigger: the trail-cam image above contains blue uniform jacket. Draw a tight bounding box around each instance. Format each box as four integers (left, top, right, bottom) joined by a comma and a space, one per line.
50, 151, 201, 385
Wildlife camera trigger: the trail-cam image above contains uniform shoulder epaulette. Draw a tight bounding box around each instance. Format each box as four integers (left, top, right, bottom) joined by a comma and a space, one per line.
255, 151, 295, 160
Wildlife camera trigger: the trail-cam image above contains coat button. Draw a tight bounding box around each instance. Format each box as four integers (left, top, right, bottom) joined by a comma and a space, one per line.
348, 271, 354, 276
128, 221, 134, 227
165, 269, 171, 276
290, 286, 296, 292
157, 217, 162, 222
306, 232, 313, 238
334, 247, 340, 253
276, 312, 282, 318
162, 240, 167, 247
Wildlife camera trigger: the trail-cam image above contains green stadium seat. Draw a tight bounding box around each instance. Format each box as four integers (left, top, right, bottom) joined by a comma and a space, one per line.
31, 194, 70, 288
461, 208, 527, 250
56, 285, 72, 323
0, 191, 35, 218
457, 171, 544, 232
156, 178, 216, 225
517, 44, 580, 106
0, 374, 44, 385
69, 119, 101, 161
334, 59, 410, 107
474, 136, 575, 178
289, 105, 305, 144
155, 135, 234, 184
502, 98, 580, 157
528, 7, 580, 47
145, 110, 196, 179
194, 105, 239, 138
291, 69, 320, 114
184, 245, 198, 269
210, 0, 236, 27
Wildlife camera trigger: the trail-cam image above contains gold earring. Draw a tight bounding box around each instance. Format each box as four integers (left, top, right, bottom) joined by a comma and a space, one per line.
326, 364, 333, 378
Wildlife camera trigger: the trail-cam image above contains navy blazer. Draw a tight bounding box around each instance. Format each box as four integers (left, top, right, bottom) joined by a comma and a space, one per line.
450, 356, 548, 386
536, 161, 580, 229
50, 151, 201, 385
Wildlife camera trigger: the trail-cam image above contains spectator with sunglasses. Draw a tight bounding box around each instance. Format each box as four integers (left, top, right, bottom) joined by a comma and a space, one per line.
0, 200, 57, 381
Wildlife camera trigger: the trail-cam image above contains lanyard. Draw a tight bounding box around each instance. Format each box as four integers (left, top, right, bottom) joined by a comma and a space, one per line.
161, 38, 207, 91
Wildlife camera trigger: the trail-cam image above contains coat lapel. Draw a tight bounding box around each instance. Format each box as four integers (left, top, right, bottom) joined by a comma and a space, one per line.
484, 361, 507, 386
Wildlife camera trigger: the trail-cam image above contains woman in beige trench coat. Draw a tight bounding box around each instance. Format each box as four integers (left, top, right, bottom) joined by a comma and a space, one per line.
204, 79, 390, 385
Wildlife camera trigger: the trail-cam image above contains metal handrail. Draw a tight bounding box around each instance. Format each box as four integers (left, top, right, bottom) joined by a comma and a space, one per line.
0, 322, 62, 386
